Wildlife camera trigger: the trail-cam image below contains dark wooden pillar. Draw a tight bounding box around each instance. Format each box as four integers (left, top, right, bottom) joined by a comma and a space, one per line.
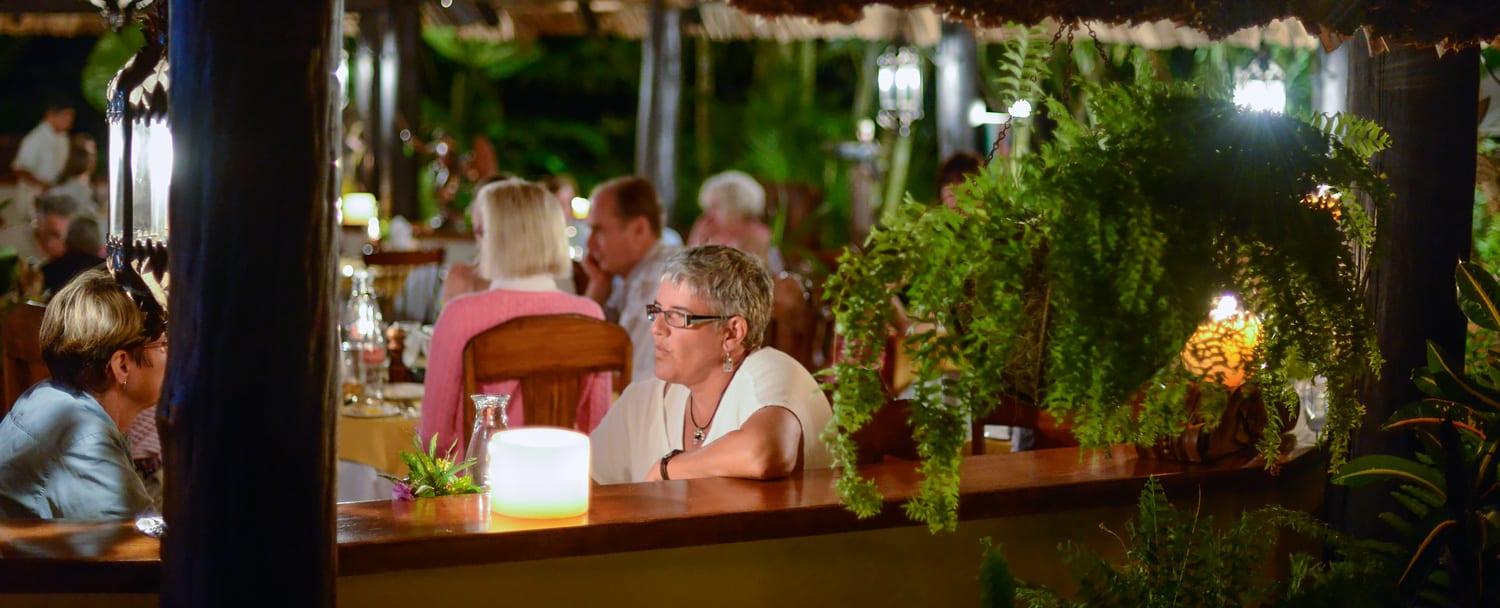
382, 0, 421, 220
163, 0, 340, 605
354, 8, 384, 196
935, 21, 979, 160
635, 0, 682, 215
1329, 36, 1479, 540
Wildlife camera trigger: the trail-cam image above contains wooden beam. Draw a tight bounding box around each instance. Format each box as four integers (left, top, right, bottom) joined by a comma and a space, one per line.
1330, 36, 1479, 552
0, 0, 95, 14
635, 0, 682, 216
935, 21, 979, 160
162, 0, 339, 605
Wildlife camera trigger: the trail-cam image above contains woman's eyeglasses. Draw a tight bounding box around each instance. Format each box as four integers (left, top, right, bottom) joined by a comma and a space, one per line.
645, 303, 730, 329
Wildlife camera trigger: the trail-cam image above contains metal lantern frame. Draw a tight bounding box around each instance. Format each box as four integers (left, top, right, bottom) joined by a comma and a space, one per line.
876, 46, 924, 134
94, 0, 170, 329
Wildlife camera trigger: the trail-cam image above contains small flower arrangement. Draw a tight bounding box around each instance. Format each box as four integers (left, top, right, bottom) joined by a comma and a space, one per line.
379, 434, 484, 501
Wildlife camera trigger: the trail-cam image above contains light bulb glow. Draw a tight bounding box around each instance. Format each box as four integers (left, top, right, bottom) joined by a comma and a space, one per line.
569, 196, 591, 220
1007, 99, 1033, 119
1210, 294, 1240, 322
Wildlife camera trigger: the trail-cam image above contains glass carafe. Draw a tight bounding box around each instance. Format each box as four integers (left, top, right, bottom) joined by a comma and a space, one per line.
341, 269, 387, 402
465, 393, 511, 486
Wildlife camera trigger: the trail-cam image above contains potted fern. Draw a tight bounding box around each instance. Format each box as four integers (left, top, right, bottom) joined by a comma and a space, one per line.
825, 49, 1391, 530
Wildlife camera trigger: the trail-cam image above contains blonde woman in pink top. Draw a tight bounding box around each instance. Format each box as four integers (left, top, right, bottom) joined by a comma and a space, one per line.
420, 179, 612, 456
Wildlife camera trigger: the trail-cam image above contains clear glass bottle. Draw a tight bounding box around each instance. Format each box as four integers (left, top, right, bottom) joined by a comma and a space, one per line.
465, 393, 511, 486
341, 269, 387, 402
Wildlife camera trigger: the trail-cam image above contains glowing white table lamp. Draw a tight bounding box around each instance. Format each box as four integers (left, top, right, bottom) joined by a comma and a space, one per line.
487, 428, 590, 519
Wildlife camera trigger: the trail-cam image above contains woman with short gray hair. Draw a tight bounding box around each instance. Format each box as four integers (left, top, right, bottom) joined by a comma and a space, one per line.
590, 245, 831, 484
687, 171, 774, 264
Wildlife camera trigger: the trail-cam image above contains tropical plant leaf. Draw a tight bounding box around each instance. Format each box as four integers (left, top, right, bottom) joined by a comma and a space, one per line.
1385, 400, 1488, 438
1335, 455, 1447, 498
1401, 519, 1457, 583
1457, 260, 1500, 331
1425, 342, 1500, 414
81, 25, 144, 113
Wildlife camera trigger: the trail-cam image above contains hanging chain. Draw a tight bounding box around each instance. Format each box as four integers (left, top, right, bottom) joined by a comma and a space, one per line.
985, 122, 1012, 164
985, 24, 1069, 164
1084, 21, 1110, 67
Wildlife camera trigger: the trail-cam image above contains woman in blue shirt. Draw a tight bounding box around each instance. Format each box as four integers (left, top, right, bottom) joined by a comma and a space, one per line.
0, 267, 165, 519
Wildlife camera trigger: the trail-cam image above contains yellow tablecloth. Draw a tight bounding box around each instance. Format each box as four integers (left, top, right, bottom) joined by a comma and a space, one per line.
337, 413, 418, 475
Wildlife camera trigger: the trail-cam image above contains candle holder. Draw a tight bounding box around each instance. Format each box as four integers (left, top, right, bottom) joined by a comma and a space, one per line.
487, 428, 589, 519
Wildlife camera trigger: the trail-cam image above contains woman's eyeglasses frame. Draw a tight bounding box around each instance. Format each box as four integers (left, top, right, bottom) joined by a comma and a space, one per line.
645, 303, 731, 329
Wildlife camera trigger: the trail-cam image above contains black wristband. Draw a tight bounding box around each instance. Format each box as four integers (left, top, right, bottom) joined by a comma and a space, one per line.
660, 449, 684, 480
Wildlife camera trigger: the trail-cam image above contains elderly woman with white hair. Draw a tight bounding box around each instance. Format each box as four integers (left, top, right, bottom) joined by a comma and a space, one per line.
590, 245, 831, 483
687, 170, 775, 265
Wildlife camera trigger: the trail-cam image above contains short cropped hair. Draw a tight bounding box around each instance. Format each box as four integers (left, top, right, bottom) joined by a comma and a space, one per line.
661, 245, 774, 352
41, 268, 153, 392
65, 214, 103, 256
698, 170, 765, 220
475, 179, 570, 280
592, 176, 662, 238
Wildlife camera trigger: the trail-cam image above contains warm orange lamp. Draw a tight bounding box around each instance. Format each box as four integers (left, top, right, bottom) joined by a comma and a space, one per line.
1180, 294, 1262, 388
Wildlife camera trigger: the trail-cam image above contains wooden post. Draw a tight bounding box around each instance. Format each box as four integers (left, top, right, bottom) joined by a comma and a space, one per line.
163, 0, 339, 605
382, 0, 421, 220
935, 21, 978, 160
1329, 36, 1479, 541
635, 0, 682, 216
354, 7, 385, 196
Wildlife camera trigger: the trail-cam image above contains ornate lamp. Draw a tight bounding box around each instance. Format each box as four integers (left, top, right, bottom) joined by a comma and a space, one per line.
876, 47, 923, 134
1180, 294, 1261, 388
93, 0, 170, 322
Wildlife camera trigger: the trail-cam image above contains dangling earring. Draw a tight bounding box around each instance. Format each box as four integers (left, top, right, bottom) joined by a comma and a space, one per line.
722, 353, 734, 373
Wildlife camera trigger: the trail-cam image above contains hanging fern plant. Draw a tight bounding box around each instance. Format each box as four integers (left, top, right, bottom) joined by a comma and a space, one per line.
824, 73, 1390, 531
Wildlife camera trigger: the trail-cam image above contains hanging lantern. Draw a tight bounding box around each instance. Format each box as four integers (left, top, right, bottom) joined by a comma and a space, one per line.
1232, 59, 1287, 114
1180, 294, 1262, 388
876, 46, 923, 134
95, 0, 170, 324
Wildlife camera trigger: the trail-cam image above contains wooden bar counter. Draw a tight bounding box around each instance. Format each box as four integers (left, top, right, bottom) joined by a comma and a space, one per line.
1, 441, 1323, 606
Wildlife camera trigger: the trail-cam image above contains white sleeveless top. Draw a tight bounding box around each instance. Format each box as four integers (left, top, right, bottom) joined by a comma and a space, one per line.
589, 348, 832, 484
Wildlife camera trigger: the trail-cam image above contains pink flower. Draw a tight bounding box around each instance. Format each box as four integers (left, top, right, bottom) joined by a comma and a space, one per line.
391, 481, 415, 502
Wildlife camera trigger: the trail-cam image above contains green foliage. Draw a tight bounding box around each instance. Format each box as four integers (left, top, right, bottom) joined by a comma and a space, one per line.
1333, 260, 1500, 607
380, 434, 484, 499
826, 70, 1386, 530
980, 538, 1019, 608
994, 27, 1054, 108
991, 478, 1399, 608
1302, 112, 1392, 162
81, 25, 144, 113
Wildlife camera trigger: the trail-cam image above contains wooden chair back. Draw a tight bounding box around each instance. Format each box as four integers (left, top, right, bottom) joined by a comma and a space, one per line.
850, 399, 920, 465
2, 303, 48, 417
461, 314, 631, 435
362, 248, 446, 320
766, 271, 822, 370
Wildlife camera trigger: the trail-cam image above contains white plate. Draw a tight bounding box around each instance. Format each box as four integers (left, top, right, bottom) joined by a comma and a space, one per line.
383, 383, 424, 401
